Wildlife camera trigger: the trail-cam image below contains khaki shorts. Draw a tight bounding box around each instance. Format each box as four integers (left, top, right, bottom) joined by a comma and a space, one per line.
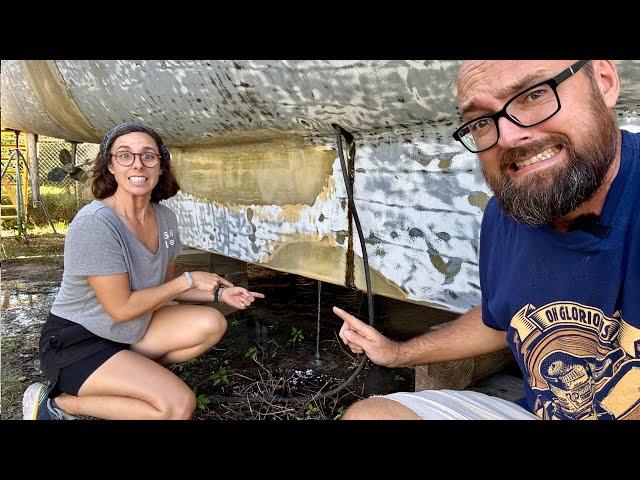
379, 389, 539, 420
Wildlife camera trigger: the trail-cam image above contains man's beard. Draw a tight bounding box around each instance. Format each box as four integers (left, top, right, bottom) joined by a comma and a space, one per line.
482, 101, 619, 226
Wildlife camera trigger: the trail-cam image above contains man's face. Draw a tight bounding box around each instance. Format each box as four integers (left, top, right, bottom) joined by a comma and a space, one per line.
457, 61, 618, 226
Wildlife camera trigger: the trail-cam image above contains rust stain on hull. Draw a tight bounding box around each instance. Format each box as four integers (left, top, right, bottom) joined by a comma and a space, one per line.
264, 239, 407, 301
171, 135, 336, 206
264, 240, 346, 283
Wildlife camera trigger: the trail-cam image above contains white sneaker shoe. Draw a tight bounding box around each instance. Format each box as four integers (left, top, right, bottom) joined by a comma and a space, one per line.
22, 382, 76, 420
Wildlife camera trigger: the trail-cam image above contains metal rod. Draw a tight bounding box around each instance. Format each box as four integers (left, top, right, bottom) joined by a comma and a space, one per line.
14, 131, 26, 239
70, 141, 80, 211
1, 152, 15, 179
37, 192, 57, 234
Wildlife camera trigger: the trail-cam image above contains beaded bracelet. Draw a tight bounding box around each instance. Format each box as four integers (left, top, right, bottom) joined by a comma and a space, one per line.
214, 287, 226, 303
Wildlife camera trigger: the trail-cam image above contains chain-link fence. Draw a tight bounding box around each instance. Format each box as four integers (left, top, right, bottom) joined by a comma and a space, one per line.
1, 131, 99, 228
34, 137, 98, 225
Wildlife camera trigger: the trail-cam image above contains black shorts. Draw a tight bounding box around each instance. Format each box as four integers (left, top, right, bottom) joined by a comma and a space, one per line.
39, 313, 129, 397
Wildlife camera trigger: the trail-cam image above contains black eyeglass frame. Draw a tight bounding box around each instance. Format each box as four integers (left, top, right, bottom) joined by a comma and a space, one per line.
111, 151, 162, 168
452, 60, 589, 153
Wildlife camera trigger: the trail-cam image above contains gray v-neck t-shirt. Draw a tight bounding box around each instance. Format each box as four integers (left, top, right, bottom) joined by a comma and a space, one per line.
50, 200, 182, 343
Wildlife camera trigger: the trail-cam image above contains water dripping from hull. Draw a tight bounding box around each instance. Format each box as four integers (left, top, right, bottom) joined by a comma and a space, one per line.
297, 353, 336, 371
311, 280, 327, 368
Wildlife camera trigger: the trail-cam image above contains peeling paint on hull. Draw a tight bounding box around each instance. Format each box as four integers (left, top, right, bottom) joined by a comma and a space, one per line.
162, 124, 492, 313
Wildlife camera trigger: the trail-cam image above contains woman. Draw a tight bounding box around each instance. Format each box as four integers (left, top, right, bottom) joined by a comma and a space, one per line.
22, 121, 264, 420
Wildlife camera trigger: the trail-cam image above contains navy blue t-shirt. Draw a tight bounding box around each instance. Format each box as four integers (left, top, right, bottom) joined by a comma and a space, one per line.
479, 129, 640, 420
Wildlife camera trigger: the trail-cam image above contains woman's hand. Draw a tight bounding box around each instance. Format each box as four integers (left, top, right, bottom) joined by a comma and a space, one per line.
190, 271, 234, 294
220, 287, 265, 309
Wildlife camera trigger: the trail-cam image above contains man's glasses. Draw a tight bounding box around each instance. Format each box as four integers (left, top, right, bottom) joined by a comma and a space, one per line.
453, 60, 588, 153
111, 151, 161, 168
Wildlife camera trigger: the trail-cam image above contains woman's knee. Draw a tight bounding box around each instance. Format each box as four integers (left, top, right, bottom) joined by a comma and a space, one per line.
197, 307, 227, 344
163, 388, 196, 420
209, 308, 227, 337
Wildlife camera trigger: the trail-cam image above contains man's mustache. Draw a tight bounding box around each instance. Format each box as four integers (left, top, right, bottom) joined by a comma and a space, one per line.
500, 134, 572, 170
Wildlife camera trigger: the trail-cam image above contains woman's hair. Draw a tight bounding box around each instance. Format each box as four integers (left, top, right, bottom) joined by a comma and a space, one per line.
91, 121, 180, 202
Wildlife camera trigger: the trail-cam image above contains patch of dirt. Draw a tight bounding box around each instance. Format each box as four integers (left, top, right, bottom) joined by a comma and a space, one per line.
1, 254, 64, 419
1, 251, 413, 420
176, 267, 414, 419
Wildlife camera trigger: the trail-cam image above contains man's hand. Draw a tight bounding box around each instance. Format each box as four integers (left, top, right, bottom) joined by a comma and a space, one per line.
220, 287, 265, 310
333, 306, 401, 367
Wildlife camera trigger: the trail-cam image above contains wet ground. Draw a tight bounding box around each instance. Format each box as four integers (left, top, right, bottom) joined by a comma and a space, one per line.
1, 250, 65, 419
1, 234, 416, 420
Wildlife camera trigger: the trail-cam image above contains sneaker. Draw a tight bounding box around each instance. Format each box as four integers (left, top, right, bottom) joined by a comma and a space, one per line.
22, 382, 77, 420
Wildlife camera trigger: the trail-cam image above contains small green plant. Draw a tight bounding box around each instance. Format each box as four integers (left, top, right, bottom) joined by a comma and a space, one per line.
196, 394, 210, 410
290, 327, 304, 345
230, 319, 240, 327
296, 403, 321, 420
244, 346, 257, 358
210, 367, 229, 385
304, 404, 321, 418
267, 339, 281, 358
1, 337, 20, 355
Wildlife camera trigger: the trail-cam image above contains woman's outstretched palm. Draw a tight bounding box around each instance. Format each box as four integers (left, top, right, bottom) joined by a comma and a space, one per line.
220, 287, 265, 309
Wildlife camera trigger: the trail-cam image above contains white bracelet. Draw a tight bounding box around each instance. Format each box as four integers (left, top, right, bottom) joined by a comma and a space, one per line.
183, 271, 196, 289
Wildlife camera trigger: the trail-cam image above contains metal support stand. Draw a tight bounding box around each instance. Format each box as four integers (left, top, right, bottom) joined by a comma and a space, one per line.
1, 130, 57, 240
70, 141, 80, 212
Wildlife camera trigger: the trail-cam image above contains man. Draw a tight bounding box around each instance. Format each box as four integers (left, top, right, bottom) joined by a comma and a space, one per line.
333, 60, 640, 420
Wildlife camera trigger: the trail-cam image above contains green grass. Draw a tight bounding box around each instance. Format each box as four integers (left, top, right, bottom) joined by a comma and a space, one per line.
0, 376, 22, 417
2, 184, 90, 228
0, 230, 66, 260
1, 337, 21, 356
30, 185, 89, 225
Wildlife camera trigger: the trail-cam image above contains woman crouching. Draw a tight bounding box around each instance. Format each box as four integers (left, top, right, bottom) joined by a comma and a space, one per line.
23, 121, 264, 420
